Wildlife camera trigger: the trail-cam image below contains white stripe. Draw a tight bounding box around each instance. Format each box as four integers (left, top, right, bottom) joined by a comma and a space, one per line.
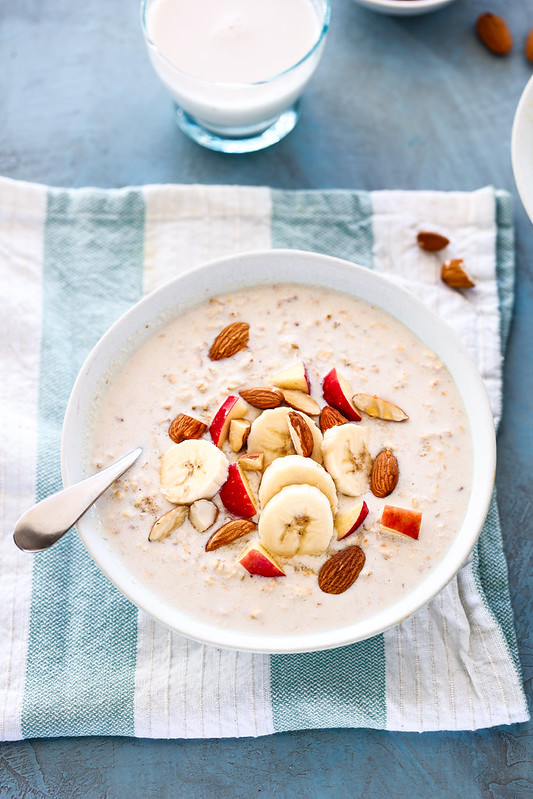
134, 613, 274, 738
370, 187, 502, 422
375, 188, 528, 729
0, 177, 47, 741
134, 184, 274, 738
142, 184, 272, 294
385, 569, 529, 731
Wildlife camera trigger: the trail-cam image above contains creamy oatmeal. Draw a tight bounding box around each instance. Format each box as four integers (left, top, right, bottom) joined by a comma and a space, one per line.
90, 283, 472, 636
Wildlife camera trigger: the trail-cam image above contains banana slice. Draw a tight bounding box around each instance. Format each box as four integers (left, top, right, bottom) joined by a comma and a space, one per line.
321, 423, 372, 497
247, 407, 322, 468
258, 484, 333, 557
160, 439, 229, 504
259, 453, 338, 513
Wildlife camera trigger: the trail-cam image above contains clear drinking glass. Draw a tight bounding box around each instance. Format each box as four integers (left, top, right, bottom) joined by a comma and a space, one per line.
140, 0, 330, 154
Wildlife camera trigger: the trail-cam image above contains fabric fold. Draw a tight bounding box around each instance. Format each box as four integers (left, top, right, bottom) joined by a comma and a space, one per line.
0, 176, 527, 740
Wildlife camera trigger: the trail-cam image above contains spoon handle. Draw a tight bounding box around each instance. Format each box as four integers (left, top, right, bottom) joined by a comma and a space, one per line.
13, 448, 143, 553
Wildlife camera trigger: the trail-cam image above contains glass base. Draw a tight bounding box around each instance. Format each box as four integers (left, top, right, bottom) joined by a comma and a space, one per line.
173, 104, 301, 153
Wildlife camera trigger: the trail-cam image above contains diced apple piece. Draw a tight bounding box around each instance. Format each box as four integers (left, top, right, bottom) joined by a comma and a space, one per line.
229, 418, 251, 453
189, 499, 218, 532
239, 542, 286, 577
281, 389, 321, 416
322, 368, 362, 422
238, 451, 264, 471
334, 500, 369, 541
380, 505, 422, 540
271, 361, 311, 393
209, 396, 248, 447
148, 506, 188, 541
352, 393, 409, 422
219, 462, 258, 518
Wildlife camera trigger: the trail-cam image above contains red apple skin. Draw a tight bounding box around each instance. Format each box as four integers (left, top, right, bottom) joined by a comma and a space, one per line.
303, 364, 312, 394
337, 501, 369, 541
239, 544, 285, 577
210, 396, 245, 447
380, 505, 422, 540
219, 463, 257, 518
322, 368, 362, 422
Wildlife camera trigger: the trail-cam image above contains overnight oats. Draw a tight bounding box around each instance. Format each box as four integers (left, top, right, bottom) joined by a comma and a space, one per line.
90, 283, 472, 636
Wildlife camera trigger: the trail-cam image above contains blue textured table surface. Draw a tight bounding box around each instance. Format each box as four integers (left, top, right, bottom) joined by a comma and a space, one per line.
1, 0, 532, 797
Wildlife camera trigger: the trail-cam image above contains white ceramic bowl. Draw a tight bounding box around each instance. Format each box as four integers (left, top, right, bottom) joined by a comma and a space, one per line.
512, 73, 533, 225
351, 0, 457, 16
62, 250, 496, 653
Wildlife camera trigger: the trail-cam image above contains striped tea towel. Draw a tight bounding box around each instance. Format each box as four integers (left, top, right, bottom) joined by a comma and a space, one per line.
0, 176, 528, 740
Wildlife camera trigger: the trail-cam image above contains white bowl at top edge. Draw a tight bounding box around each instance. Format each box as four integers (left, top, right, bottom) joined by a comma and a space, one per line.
512, 73, 533, 226
61, 249, 496, 654
351, 0, 457, 16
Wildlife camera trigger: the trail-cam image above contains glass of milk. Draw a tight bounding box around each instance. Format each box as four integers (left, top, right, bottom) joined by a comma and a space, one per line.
140, 0, 330, 153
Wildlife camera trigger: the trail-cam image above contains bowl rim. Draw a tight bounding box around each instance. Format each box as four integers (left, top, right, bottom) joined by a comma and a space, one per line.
351, 0, 456, 12
512, 73, 533, 225
61, 249, 496, 654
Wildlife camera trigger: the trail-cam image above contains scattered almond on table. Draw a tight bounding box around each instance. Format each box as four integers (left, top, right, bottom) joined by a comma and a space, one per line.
525, 28, 533, 63
417, 231, 450, 252
476, 13, 513, 55
441, 258, 476, 289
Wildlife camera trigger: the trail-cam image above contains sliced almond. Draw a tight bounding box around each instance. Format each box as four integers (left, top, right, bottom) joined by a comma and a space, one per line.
441, 259, 475, 289
352, 393, 409, 422
370, 450, 399, 498
318, 546, 366, 595
239, 387, 284, 409
148, 506, 188, 541
228, 418, 251, 452
238, 451, 264, 471
205, 519, 257, 552
168, 413, 207, 444
189, 499, 218, 532
208, 321, 249, 361
281, 389, 320, 416
416, 231, 450, 252
319, 405, 348, 433
287, 411, 314, 458
476, 12, 513, 55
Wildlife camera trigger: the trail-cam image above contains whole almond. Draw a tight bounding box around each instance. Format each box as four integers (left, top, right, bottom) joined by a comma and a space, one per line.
168, 413, 207, 443
319, 405, 348, 433
287, 411, 314, 458
526, 28, 533, 62
441, 258, 475, 289
371, 450, 399, 498
205, 519, 257, 552
208, 321, 249, 361
239, 387, 284, 409
417, 231, 450, 252
476, 13, 513, 55
318, 546, 366, 595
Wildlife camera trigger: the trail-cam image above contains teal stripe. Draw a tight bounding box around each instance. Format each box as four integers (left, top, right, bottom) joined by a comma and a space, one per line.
271, 189, 374, 269
270, 637, 386, 731
494, 190, 515, 353
470, 190, 521, 674
472, 492, 521, 673
270, 189, 386, 732
22, 188, 145, 738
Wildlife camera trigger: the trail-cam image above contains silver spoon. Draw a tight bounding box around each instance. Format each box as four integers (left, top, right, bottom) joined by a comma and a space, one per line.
13, 448, 142, 553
